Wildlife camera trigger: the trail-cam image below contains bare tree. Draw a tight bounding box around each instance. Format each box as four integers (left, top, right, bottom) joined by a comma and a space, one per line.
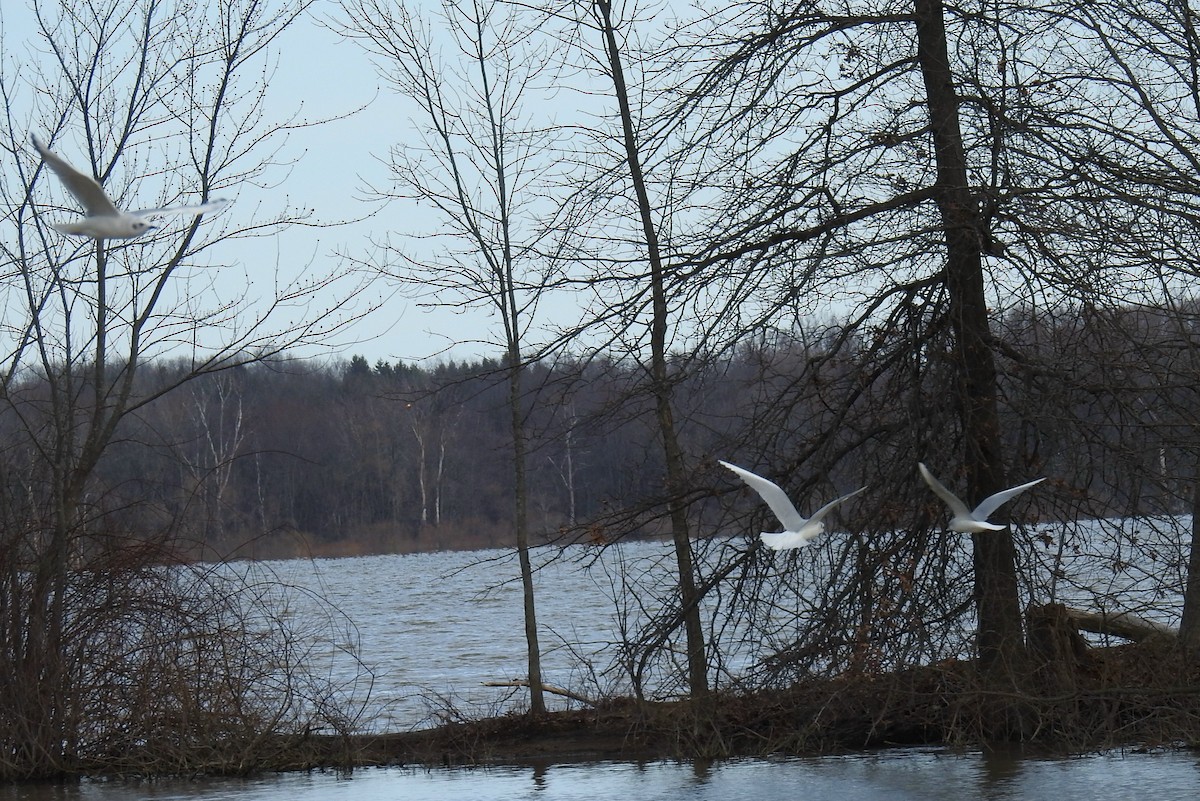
661, 0, 1200, 695
1032, 0, 1200, 653
585, 0, 710, 701
399, 375, 462, 531
0, 0, 376, 777
338, 0, 565, 713
182, 371, 249, 546
911, 0, 1024, 681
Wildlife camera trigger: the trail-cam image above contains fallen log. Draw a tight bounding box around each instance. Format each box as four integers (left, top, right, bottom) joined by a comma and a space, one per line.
482, 679, 595, 707
1043, 604, 1177, 644
1026, 603, 1179, 690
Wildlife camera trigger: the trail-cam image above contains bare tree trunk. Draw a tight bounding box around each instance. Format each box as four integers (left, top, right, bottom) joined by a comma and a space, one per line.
594, 0, 709, 700
913, 0, 1025, 680
564, 415, 577, 527
510, 356, 545, 714
435, 432, 446, 527
1050, 604, 1177, 644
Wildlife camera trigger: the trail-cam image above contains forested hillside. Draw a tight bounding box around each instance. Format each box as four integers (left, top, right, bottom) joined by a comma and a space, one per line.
29, 300, 1197, 560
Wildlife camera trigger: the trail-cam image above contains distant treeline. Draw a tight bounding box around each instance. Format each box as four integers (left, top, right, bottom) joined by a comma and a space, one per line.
16, 300, 1199, 560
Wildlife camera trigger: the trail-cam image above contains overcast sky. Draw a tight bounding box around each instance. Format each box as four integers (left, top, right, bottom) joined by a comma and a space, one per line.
5, 0, 617, 367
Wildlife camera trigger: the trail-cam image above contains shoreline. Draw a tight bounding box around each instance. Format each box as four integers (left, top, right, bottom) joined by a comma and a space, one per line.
266, 643, 1200, 774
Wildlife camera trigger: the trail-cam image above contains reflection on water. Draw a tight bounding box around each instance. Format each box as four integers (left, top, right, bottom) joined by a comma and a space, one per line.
1, 749, 1198, 801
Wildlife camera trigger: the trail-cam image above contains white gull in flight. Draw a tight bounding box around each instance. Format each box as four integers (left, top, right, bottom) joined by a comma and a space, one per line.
31, 134, 228, 240
917, 462, 1044, 533
720, 460, 866, 550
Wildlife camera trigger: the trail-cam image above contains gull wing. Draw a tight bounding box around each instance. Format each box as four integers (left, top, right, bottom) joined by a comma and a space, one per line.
918, 462, 972, 519
972, 477, 1045, 523
132, 198, 230, 220
720, 460, 806, 532
805, 486, 868, 528
31, 134, 121, 217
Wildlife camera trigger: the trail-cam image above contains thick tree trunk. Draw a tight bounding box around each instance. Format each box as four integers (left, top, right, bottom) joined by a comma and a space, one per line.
913, 0, 1026, 679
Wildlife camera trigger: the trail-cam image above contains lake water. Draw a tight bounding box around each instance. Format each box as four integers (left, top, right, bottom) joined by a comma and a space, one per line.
12, 533, 1199, 798
249, 529, 1187, 731
251, 542, 690, 729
